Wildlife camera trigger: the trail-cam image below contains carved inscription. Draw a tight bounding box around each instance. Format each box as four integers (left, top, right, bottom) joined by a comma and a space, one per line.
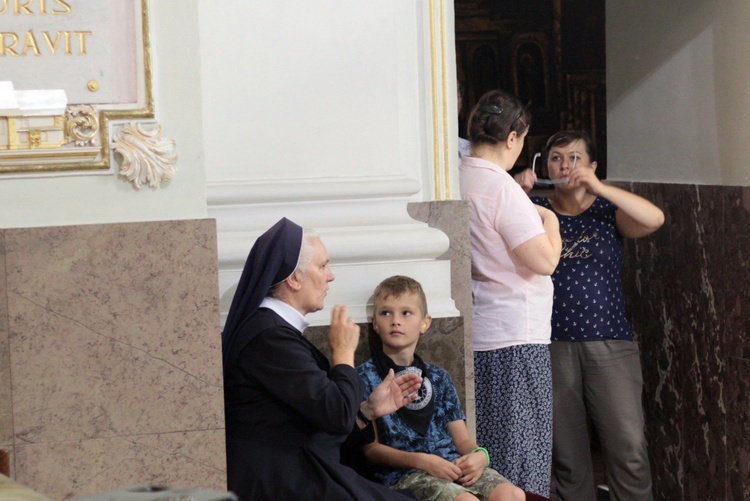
1, 1, 93, 56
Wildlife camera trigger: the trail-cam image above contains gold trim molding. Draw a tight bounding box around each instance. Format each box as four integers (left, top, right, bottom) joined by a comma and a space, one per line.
428, 0, 454, 201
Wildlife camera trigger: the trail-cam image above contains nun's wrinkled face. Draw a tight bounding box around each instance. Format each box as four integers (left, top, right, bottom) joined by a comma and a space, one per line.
296, 237, 335, 314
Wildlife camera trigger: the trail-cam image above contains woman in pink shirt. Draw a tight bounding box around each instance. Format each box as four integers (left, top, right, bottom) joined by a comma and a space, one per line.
459, 90, 562, 497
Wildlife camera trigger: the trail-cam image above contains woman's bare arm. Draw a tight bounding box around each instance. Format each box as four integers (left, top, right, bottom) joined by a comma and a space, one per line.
512, 205, 562, 275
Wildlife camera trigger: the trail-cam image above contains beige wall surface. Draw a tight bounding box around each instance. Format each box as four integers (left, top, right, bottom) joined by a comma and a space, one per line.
0, 219, 225, 499
607, 1, 750, 186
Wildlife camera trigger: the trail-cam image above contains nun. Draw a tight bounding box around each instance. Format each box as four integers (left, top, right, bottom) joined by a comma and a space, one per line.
222, 218, 421, 500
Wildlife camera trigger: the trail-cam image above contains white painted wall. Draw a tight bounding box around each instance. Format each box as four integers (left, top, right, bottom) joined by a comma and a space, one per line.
199, 1, 460, 323
198, 1, 429, 190
607, 1, 750, 186
0, 0, 208, 229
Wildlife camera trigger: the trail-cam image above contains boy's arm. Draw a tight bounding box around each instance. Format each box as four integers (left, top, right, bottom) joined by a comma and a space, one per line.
362, 426, 463, 481
448, 420, 489, 487
449, 419, 478, 455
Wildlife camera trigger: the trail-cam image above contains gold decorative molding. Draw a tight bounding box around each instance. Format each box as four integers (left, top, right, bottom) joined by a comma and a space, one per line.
439, 0, 451, 199
66, 105, 99, 147
429, 0, 440, 200
428, 0, 454, 201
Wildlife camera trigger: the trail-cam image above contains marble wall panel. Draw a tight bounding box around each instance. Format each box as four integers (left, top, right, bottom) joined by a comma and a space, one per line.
625, 184, 685, 496
408, 201, 473, 429
0, 234, 14, 481
727, 357, 750, 500
682, 186, 732, 500
1, 220, 225, 499
13, 430, 226, 500
621, 183, 750, 500
724, 186, 750, 500
0, 233, 12, 451
407, 201, 473, 332
724, 187, 750, 360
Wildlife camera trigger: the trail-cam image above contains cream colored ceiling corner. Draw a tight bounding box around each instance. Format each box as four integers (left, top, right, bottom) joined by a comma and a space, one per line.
0, 0, 177, 188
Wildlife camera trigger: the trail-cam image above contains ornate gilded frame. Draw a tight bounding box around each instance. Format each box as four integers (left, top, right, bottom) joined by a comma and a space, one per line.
0, 0, 153, 175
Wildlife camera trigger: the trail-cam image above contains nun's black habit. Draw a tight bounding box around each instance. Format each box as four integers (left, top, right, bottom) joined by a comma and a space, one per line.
222, 218, 410, 500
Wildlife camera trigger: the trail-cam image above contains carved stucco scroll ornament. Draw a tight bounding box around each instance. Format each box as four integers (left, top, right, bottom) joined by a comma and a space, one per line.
66, 105, 99, 147
112, 122, 178, 189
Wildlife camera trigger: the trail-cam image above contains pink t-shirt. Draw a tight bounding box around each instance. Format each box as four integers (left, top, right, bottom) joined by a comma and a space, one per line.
459, 156, 553, 350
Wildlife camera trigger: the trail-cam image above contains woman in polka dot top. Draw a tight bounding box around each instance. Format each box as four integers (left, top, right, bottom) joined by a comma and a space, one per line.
527, 130, 664, 501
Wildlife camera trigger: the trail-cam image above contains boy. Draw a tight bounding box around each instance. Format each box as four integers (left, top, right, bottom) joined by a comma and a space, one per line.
357, 276, 526, 501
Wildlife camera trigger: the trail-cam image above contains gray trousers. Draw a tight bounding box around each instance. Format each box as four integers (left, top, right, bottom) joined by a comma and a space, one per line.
550, 340, 653, 501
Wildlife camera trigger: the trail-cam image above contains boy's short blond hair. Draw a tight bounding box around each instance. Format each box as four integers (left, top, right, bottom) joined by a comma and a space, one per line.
372, 275, 428, 316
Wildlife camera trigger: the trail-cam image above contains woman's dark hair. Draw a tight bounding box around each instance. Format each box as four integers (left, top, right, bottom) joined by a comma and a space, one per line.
545, 130, 597, 163
467, 89, 531, 146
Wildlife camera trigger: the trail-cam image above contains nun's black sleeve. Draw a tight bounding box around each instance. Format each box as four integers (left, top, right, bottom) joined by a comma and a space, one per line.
238, 320, 362, 435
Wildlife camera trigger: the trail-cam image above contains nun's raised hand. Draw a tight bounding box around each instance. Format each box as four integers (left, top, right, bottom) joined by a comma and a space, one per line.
328, 304, 360, 367
361, 368, 422, 420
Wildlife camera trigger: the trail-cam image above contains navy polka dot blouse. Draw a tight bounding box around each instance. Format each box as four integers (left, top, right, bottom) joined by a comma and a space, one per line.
531, 197, 633, 342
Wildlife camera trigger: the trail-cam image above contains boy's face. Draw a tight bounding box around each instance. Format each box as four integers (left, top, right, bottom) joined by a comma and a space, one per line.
372, 292, 431, 355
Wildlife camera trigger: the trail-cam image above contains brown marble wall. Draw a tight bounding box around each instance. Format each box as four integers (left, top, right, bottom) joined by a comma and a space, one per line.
0, 234, 11, 479
620, 183, 750, 500
408, 201, 473, 420
0, 220, 226, 500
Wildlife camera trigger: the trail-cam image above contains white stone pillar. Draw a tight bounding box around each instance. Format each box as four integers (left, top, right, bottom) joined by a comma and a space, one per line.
200, 1, 460, 324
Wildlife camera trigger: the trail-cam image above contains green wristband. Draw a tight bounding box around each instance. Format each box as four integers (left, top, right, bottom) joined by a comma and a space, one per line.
472, 446, 490, 466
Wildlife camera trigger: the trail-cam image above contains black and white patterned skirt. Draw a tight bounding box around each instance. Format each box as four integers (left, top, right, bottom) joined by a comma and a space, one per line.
474, 344, 552, 497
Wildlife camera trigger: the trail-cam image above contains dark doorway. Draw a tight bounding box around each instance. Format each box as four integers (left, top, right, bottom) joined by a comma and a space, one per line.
455, 0, 606, 178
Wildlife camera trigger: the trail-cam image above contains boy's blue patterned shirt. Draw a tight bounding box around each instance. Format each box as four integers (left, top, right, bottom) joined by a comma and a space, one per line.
357, 359, 465, 487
